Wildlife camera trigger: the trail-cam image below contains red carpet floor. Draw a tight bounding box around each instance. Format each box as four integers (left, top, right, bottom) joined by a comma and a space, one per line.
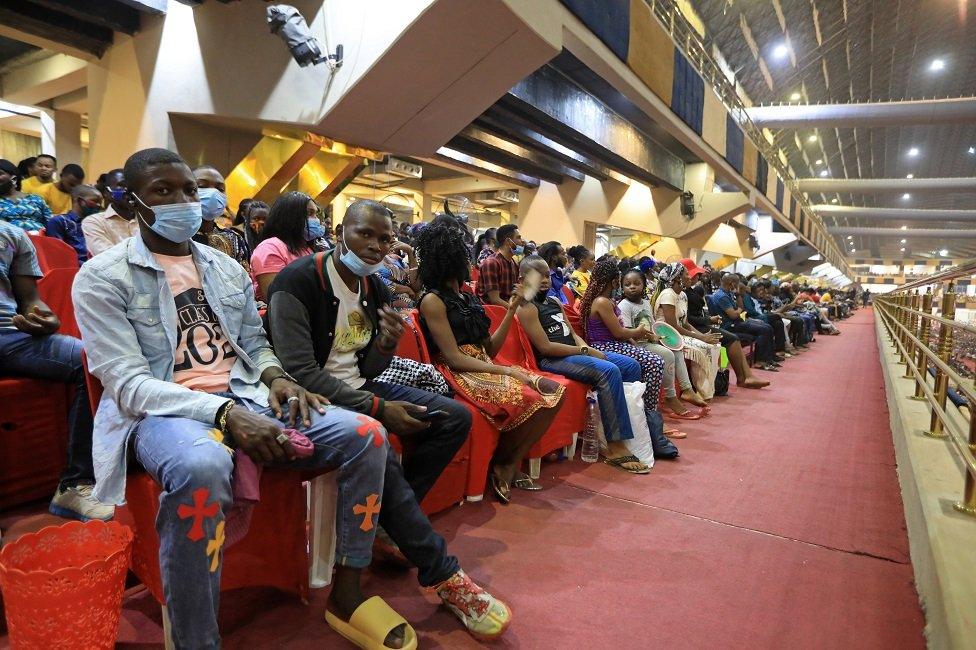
4, 309, 925, 649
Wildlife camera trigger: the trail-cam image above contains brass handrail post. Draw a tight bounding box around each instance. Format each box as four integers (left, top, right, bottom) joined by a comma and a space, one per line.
902, 291, 918, 378
896, 294, 909, 364
926, 282, 956, 438
912, 292, 934, 400
953, 412, 976, 517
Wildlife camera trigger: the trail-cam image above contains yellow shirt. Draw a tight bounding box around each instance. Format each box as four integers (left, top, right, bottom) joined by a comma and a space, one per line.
570, 269, 590, 296
22, 178, 72, 214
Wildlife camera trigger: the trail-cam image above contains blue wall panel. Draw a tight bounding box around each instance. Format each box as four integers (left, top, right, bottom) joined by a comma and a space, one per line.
775, 179, 784, 211
670, 50, 704, 134
558, 0, 630, 62
756, 156, 768, 193
724, 113, 744, 173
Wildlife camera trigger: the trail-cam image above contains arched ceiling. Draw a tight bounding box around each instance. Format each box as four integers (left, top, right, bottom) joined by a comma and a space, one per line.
694, 0, 976, 260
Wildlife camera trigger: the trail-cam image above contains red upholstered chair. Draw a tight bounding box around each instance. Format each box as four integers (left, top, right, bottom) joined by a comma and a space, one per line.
396, 311, 494, 504
390, 311, 470, 513
561, 284, 577, 307
81, 355, 313, 636
28, 233, 79, 272
483, 305, 588, 477
36, 267, 80, 339
0, 378, 69, 509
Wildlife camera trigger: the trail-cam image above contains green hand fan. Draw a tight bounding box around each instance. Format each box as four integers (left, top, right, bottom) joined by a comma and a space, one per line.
652, 321, 684, 351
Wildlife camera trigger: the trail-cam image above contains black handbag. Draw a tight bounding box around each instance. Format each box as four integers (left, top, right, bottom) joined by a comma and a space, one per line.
713, 368, 730, 396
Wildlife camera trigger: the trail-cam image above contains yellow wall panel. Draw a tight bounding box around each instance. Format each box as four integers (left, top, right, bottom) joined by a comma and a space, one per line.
742, 139, 758, 185
701, 88, 727, 156
628, 0, 674, 105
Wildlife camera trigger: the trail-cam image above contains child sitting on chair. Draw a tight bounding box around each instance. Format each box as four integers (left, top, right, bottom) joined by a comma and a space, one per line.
618, 268, 709, 418
515, 254, 653, 474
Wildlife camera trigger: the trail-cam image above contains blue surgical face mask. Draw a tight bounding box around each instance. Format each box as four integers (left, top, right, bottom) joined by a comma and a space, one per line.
507, 238, 524, 255
198, 187, 227, 222
340, 232, 385, 277
135, 194, 202, 243
305, 217, 326, 241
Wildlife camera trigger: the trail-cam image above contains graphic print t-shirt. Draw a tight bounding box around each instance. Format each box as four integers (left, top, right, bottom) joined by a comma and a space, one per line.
154, 253, 237, 393
325, 255, 371, 389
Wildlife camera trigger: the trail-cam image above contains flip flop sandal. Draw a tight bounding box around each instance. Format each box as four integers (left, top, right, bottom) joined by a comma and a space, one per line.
664, 429, 688, 439
489, 472, 511, 504
325, 596, 418, 650
512, 472, 543, 491
664, 409, 702, 421
602, 454, 651, 474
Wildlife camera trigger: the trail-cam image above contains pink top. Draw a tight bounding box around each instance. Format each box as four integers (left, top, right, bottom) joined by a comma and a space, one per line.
249, 237, 311, 300
153, 253, 237, 393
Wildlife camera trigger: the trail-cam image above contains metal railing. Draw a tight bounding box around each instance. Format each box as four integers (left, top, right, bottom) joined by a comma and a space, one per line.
875, 261, 976, 517
644, 0, 850, 278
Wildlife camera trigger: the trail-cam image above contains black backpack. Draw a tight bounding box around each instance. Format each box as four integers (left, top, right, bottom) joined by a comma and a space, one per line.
713, 368, 730, 396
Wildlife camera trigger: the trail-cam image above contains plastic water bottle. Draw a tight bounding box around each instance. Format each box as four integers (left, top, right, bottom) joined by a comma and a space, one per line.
580, 391, 599, 463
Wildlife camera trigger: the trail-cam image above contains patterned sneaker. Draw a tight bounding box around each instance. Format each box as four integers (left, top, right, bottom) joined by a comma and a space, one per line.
433, 570, 511, 640
49, 484, 115, 522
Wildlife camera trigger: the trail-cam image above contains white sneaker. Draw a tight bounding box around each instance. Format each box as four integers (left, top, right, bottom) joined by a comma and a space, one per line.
49, 484, 115, 522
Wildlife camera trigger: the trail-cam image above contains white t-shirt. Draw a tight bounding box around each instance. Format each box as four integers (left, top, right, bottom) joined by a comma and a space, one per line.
655, 288, 688, 323
618, 297, 653, 329
324, 256, 371, 389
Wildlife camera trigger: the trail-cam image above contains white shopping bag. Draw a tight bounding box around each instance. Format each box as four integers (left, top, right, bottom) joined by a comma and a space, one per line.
622, 381, 654, 467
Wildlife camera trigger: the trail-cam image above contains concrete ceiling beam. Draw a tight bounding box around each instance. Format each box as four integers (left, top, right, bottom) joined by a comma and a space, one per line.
746, 97, 976, 129
798, 177, 976, 193
814, 205, 976, 221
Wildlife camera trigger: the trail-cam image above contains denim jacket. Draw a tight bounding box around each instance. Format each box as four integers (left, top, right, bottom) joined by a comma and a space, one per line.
72, 236, 280, 505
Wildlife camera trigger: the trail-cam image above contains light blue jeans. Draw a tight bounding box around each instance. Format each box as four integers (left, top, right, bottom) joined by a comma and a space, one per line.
538, 351, 641, 441
133, 400, 387, 649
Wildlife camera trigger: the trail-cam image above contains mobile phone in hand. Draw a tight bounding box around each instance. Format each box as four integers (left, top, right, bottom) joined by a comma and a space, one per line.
414, 409, 449, 421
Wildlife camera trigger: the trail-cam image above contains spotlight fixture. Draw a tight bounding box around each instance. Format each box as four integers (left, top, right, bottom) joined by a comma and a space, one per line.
900, 247, 906, 252
772, 43, 790, 59
851, 248, 856, 253
847, 236, 853, 240
819, 170, 829, 177
969, 146, 975, 155
815, 159, 823, 165
790, 91, 801, 101
900, 225, 908, 230
831, 198, 838, 204
908, 147, 920, 157
807, 134, 818, 143
906, 173, 914, 179
267, 4, 343, 70
902, 193, 911, 200
900, 239, 907, 243
930, 58, 945, 72
939, 248, 949, 256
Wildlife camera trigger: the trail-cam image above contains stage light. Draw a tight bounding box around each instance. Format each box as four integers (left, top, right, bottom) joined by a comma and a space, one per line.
930, 59, 945, 72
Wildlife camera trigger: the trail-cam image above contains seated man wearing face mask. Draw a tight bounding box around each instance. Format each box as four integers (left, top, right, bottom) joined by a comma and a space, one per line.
266, 199, 512, 642
191, 167, 251, 271
74, 148, 431, 649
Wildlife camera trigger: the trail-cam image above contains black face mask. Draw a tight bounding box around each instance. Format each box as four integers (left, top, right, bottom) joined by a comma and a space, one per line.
0, 179, 13, 195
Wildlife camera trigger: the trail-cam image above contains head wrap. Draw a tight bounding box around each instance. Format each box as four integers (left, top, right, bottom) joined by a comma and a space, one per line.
639, 258, 656, 273
658, 262, 684, 287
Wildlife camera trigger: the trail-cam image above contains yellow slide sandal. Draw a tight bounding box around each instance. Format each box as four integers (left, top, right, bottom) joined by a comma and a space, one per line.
325, 596, 419, 650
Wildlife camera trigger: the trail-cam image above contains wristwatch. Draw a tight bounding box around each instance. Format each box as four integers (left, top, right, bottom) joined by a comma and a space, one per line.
580, 346, 590, 356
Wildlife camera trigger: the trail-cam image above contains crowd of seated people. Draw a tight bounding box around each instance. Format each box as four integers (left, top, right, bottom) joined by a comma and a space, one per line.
0, 145, 859, 648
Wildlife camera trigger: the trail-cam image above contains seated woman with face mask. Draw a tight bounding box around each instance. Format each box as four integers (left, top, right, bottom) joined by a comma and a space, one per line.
249, 191, 324, 301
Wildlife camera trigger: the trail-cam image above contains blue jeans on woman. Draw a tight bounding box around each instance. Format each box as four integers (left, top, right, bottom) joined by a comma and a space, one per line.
538, 351, 641, 441
134, 398, 458, 649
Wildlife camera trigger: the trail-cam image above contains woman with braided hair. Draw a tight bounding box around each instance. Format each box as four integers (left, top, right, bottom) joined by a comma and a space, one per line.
417, 221, 566, 502
579, 258, 678, 459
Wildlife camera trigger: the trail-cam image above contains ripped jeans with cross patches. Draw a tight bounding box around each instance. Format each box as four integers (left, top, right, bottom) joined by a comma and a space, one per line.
133, 398, 388, 650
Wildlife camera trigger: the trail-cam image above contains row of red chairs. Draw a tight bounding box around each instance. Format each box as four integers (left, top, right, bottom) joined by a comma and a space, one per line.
394, 307, 588, 502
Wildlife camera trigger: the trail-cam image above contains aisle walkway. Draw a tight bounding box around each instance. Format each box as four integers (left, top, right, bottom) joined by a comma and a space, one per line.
110, 308, 924, 649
